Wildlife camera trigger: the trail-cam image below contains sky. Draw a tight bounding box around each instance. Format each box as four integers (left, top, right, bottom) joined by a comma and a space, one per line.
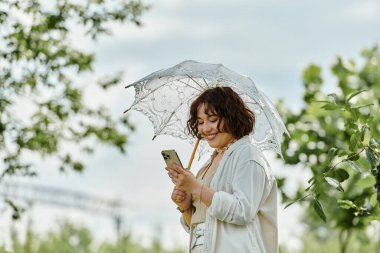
1, 0, 380, 251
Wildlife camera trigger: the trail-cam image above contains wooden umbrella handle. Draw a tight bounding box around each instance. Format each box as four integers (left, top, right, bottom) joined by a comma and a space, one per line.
187, 138, 200, 171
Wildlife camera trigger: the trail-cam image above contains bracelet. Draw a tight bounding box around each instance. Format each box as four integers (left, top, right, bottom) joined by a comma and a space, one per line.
177, 206, 187, 213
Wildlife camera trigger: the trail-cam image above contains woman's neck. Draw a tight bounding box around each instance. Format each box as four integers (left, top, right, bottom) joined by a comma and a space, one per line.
215, 138, 236, 154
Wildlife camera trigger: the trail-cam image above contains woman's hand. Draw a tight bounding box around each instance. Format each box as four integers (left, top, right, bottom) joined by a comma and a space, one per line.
171, 186, 192, 211
166, 161, 215, 208
165, 161, 202, 195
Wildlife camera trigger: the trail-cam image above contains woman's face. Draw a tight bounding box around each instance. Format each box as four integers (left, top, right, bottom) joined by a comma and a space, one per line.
196, 103, 235, 149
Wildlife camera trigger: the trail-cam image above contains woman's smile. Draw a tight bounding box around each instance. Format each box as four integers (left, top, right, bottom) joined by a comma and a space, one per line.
205, 133, 217, 141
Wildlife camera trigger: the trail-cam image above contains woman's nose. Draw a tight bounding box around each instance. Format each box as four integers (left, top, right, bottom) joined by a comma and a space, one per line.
203, 122, 212, 132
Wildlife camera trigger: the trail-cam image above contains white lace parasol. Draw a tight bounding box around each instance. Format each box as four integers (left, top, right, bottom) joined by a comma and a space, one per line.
125, 60, 289, 157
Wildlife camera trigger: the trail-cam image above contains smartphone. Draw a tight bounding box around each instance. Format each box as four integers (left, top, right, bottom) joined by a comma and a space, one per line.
161, 149, 184, 168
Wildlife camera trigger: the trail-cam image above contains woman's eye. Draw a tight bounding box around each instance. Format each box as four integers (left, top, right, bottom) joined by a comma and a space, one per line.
197, 121, 204, 125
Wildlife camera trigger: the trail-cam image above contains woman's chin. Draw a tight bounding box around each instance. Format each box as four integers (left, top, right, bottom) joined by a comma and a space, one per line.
206, 140, 219, 149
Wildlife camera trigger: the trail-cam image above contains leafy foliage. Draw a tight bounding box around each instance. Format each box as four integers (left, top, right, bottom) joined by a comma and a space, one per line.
278, 44, 380, 252
279, 230, 379, 253
301, 230, 378, 253
0, 0, 149, 220
1, 220, 185, 253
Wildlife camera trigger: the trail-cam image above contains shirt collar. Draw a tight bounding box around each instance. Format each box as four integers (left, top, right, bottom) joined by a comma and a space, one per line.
223, 135, 251, 157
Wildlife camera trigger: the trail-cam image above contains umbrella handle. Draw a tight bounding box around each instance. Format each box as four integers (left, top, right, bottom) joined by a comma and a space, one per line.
187, 138, 200, 171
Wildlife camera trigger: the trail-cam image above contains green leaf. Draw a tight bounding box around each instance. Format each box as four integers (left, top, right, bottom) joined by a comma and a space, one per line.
97, 71, 124, 90
348, 108, 360, 121
325, 177, 344, 192
305, 184, 314, 192
327, 147, 337, 164
313, 198, 326, 223
347, 153, 360, 161
370, 193, 378, 207
338, 199, 357, 209
345, 118, 358, 131
73, 162, 84, 172
334, 168, 350, 182
303, 64, 322, 87
365, 147, 378, 169
346, 90, 368, 103
337, 149, 350, 157
356, 175, 376, 189
370, 138, 380, 149
367, 211, 380, 222
349, 132, 361, 151
308, 177, 315, 184
325, 176, 339, 187
284, 201, 295, 209
351, 103, 374, 110
321, 103, 343, 111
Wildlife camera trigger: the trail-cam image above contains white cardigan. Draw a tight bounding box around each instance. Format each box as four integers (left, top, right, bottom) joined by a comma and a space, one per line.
181, 136, 278, 253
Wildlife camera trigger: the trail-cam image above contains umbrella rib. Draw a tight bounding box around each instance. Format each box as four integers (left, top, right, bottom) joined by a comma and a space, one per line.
187, 75, 206, 91
156, 100, 187, 136
202, 78, 209, 87
177, 80, 203, 92
155, 88, 199, 137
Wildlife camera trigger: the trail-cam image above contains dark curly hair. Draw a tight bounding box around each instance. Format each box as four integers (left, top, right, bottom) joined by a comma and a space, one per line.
186, 86, 255, 139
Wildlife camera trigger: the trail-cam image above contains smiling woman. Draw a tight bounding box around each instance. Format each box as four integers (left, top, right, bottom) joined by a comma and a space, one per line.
165, 87, 278, 253
187, 87, 255, 148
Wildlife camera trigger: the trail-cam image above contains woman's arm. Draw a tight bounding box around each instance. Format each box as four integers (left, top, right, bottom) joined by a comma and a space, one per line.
191, 183, 215, 207
174, 189, 193, 225
166, 156, 270, 226
208, 160, 268, 225
182, 207, 193, 226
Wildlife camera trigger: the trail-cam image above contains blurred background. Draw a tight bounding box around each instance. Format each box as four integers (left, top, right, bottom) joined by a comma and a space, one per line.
0, 0, 379, 252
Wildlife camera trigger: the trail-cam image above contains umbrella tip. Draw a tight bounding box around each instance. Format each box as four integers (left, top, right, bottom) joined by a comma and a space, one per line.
123, 107, 132, 114
152, 135, 157, 140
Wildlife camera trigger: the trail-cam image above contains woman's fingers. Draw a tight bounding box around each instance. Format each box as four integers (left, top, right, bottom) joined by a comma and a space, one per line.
166, 168, 180, 181
167, 170, 176, 178
169, 161, 185, 173
171, 189, 185, 202
166, 163, 196, 192
173, 188, 186, 197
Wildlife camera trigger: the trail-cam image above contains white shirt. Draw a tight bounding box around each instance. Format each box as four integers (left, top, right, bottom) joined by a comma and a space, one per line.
181, 136, 278, 253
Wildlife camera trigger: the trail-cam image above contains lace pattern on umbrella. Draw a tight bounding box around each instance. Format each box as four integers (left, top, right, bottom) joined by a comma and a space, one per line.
125, 60, 289, 157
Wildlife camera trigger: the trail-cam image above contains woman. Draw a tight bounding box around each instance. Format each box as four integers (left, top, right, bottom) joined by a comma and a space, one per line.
165, 87, 278, 253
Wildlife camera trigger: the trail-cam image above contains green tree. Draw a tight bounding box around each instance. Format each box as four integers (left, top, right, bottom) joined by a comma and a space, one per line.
278, 230, 379, 253
9, 220, 95, 253
278, 44, 380, 253
298, 230, 379, 253
3, 220, 186, 253
0, 0, 149, 217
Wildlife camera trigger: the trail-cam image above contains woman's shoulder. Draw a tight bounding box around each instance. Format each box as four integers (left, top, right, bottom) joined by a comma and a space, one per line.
231, 138, 259, 157
232, 140, 271, 171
